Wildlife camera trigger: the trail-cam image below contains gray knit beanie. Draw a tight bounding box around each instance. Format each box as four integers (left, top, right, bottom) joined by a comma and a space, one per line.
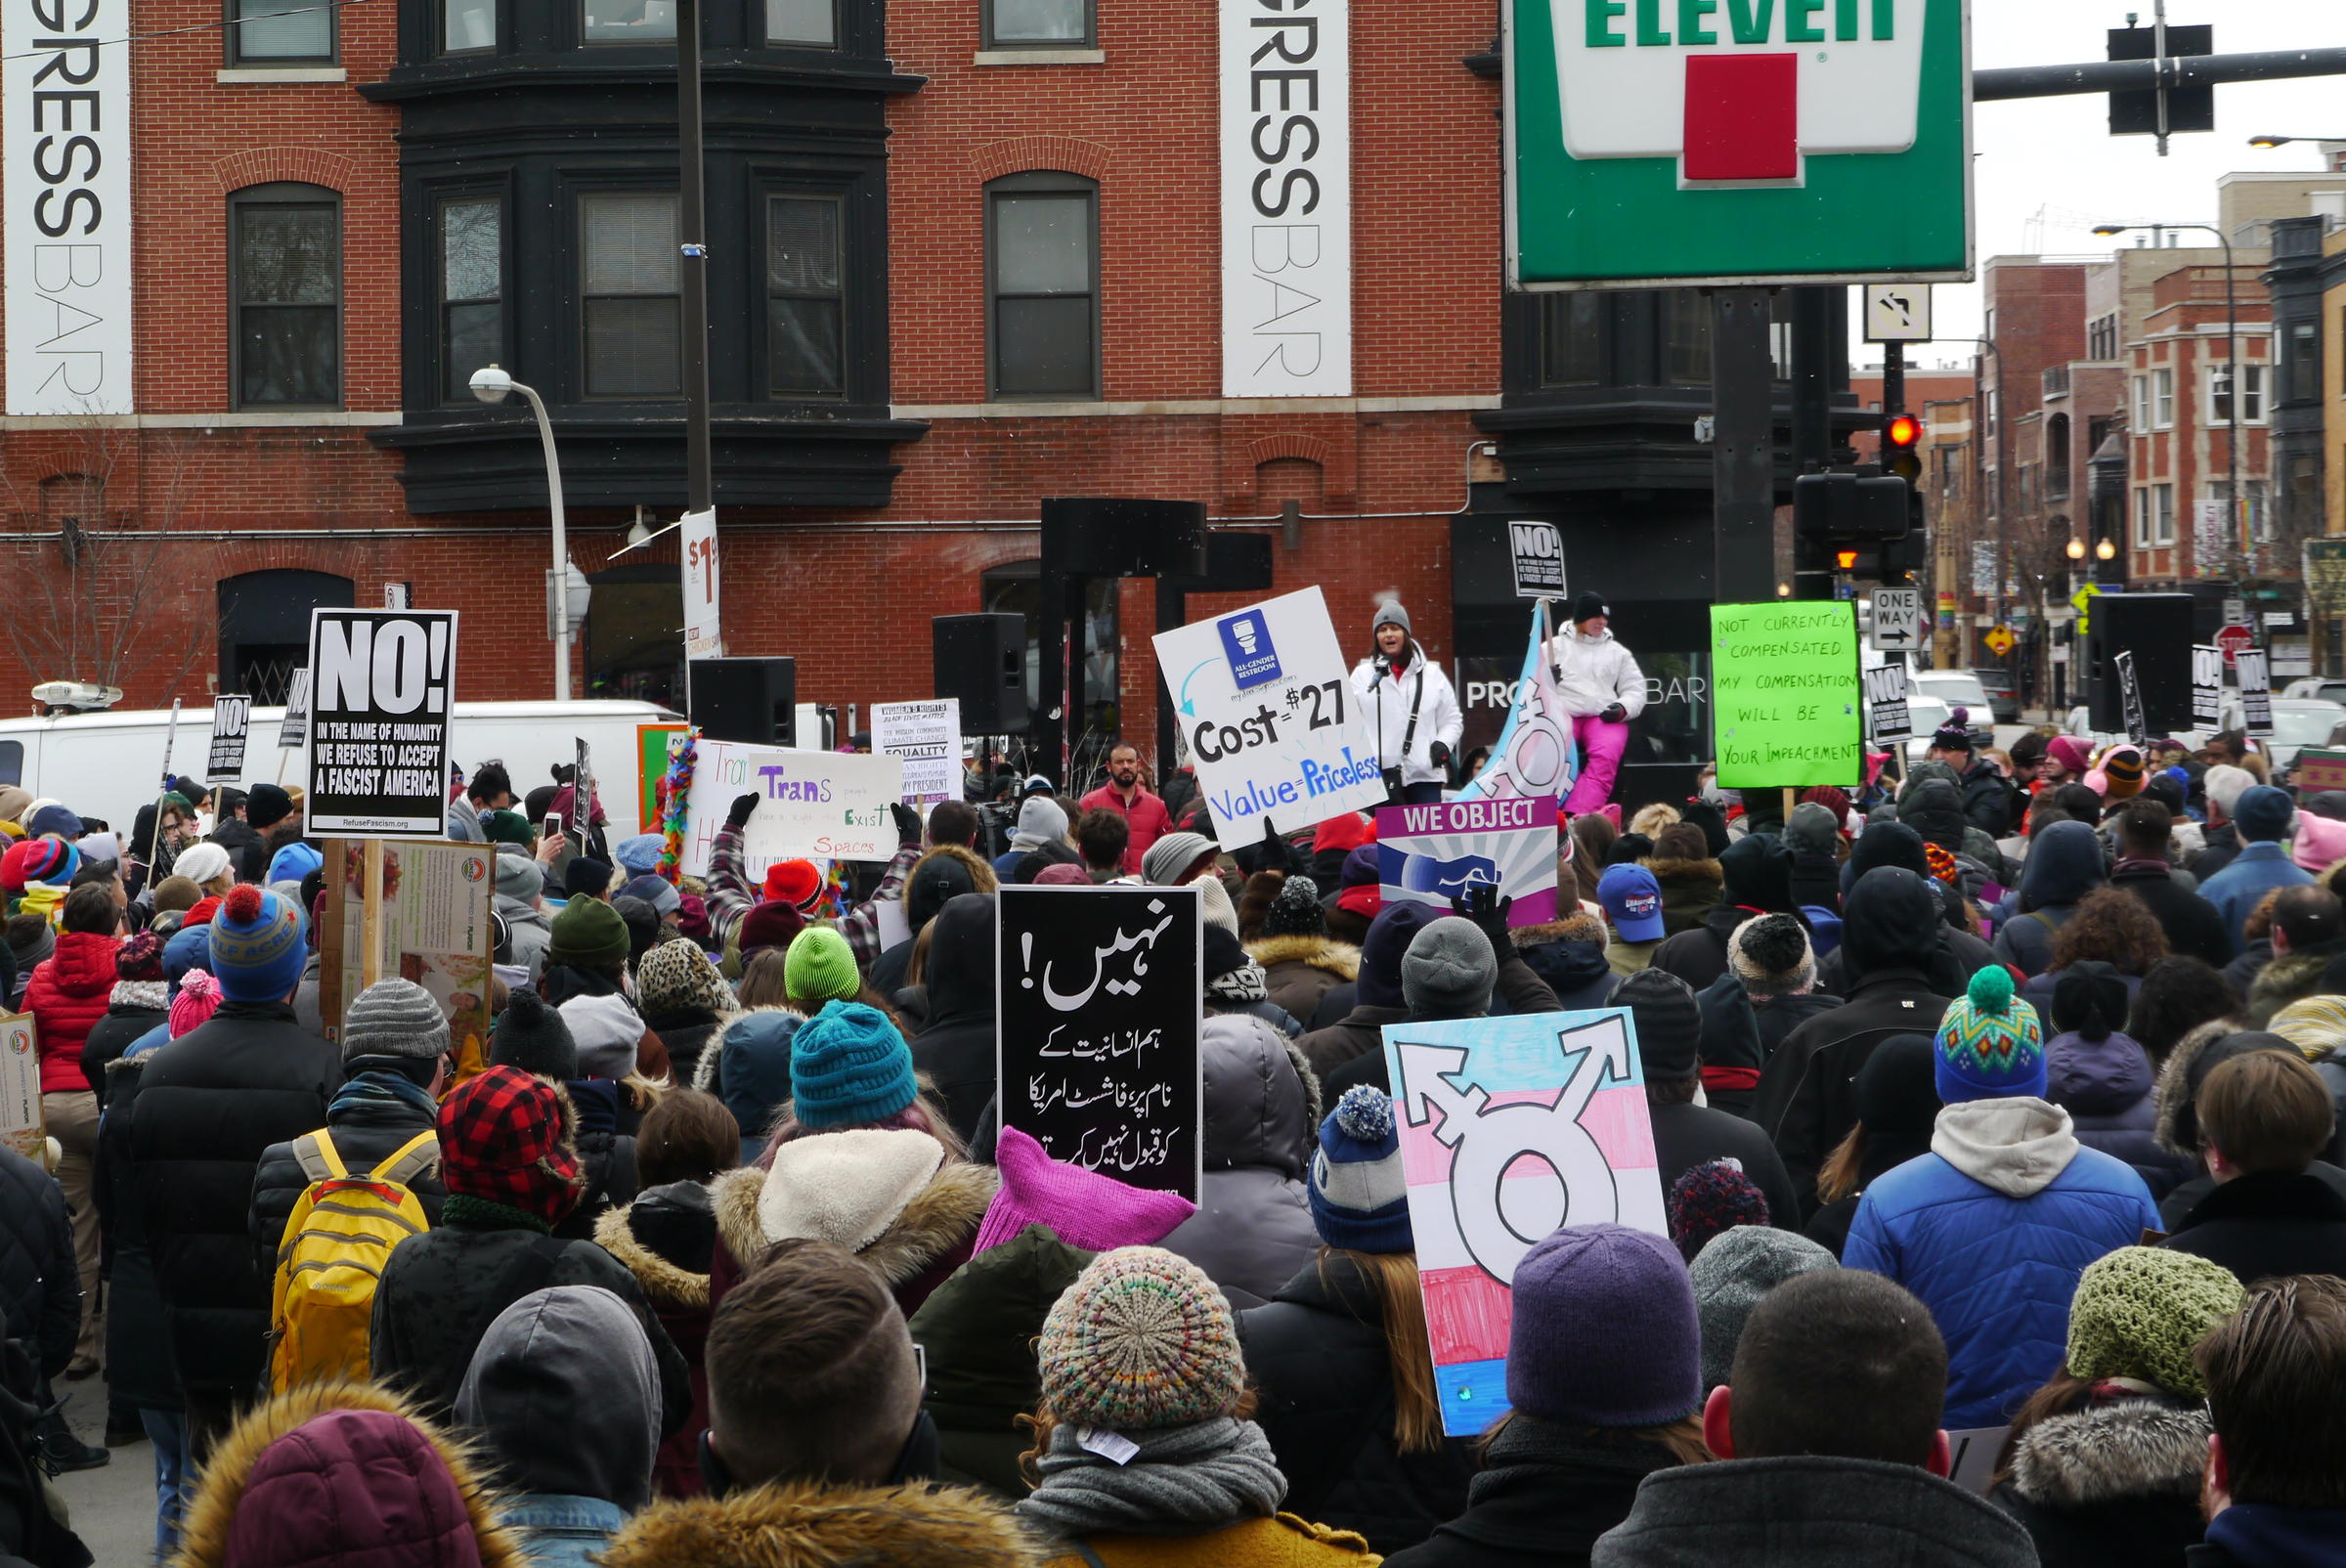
341, 978, 452, 1064
1372, 600, 1412, 638
1401, 918, 1497, 1017
1142, 831, 1219, 888
1688, 1224, 1839, 1392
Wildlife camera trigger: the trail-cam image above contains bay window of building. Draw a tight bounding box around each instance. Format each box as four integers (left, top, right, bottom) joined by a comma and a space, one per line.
984, 0, 1091, 46
766, 196, 845, 395
986, 173, 1099, 400
438, 195, 503, 402
232, 184, 341, 409
2208, 363, 2267, 425
1661, 289, 1710, 385
441, 0, 498, 51
582, 193, 681, 398
766, 0, 838, 44
2289, 321, 2320, 405
2151, 368, 2174, 428
1540, 291, 1604, 387
582, 1, 675, 41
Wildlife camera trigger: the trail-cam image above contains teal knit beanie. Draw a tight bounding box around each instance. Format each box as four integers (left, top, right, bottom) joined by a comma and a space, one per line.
790, 1000, 918, 1128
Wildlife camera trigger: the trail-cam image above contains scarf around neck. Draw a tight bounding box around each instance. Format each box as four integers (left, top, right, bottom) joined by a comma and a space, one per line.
1015, 1417, 1284, 1540
109, 980, 167, 1012
330, 1068, 441, 1122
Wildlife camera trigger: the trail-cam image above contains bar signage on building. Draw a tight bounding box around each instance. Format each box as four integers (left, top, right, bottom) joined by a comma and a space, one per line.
4, 0, 133, 414
1220, 0, 1351, 396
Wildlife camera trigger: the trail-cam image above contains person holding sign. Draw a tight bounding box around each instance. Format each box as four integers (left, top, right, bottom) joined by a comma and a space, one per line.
1352, 602, 1461, 806
1546, 592, 1645, 814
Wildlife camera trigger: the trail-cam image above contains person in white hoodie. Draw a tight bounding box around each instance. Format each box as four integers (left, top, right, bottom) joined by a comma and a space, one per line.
1350, 600, 1461, 806
1546, 591, 1647, 814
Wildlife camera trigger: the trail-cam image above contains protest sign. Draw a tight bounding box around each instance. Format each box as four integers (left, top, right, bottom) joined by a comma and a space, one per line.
1945, 1428, 2009, 1497
1710, 601, 1861, 789
278, 667, 314, 752
2237, 648, 2274, 739
0, 1015, 38, 1161
997, 884, 1203, 1199
2115, 650, 2148, 746
2191, 645, 2226, 729
675, 738, 902, 877
1151, 586, 1385, 834
1383, 1008, 1667, 1434
1863, 662, 1912, 744
1508, 520, 1565, 599
1375, 796, 1558, 928
319, 838, 497, 1058
304, 609, 457, 838
207, 695, 251, 784
637, 723, 686, 831
873, 698, 962, 805
681, 507, 721, 659
574, 737, 598, 848
1456, 602, 1577, 806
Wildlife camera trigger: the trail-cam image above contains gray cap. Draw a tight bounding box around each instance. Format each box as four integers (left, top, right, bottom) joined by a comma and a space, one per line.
1783, 802, 1841, 859
1401, 917, 1497, 1017
1142, 830, 1219, 887
1372, 600, 1412, 637
495, 850, 543, 901
341, 977, 452, 1065
1689, 1224, 1839, 1391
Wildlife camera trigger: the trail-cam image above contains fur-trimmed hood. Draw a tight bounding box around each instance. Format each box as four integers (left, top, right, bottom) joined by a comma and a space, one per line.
594, 1479, 1042, 1568
2153, 1018, 2254, 1158
1244, 933, 1361, 982
1643, 856, 1724, 886
711, 1145, 996, 1288
175, 1380, 523, 1568
594, 1198, 712, 1310
2007, 1396, 2211, 1508
1510, 912, 1609, 949
2245, 946, 2337, 1028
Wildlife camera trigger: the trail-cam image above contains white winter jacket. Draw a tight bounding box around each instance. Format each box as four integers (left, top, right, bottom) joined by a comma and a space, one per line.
1349, 655, 1463, 787
1546, 627, 1648, 719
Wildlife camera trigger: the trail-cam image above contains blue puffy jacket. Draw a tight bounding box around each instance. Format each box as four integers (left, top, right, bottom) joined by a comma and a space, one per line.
1845, 1098, 2159, 1429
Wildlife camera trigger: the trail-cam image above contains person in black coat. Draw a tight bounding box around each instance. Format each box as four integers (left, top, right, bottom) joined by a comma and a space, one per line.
2162, 1049, 2346, 1284
77, 930, 168, 1109
1803, 1033, 1940, 1257
1756, 866, 1956, 1213
1817, 822, 1998, 997
1784, 803, 1845, 915
1240, 1086, 1473, 1556
2107, 800, 2232, 971
1691, 913, 1840, 1119
908, 893, 998, 1145
247, 979, 451, 1272
1615, 971, 1801, 1231
118, 887, 335, 1459
1647, 836, 1806, 993
0, 1148, 77, 1399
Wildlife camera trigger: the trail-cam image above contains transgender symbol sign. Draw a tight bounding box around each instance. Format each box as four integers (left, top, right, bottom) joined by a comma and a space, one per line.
1383, 1008, 1668, 1434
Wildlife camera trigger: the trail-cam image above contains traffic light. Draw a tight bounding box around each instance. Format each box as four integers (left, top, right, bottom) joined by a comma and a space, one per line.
1882, 412, 1923, 483
1794, 465, 1911, 544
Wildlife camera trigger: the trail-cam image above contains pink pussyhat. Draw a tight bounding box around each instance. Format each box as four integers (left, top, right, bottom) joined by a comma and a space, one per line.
169, 969, 222, 1038
2294, 809, 2346, 874
972, 1124, 1197, 1257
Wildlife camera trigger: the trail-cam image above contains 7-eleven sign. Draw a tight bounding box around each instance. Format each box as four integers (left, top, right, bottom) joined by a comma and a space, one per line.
1509, 0, 1972, 288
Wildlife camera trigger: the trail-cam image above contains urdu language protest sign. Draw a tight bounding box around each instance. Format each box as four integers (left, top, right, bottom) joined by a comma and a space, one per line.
1710, 601, 1861, 789
996, 884, 1203, 1201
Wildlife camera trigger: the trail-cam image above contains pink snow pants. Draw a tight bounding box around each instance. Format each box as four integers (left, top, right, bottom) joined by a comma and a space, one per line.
1564, 715, 1629, 814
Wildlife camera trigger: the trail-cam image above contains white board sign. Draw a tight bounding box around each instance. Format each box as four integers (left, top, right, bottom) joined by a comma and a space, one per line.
873, 698, 961, 806
4, 0, 133, 415
1508, 520, 1565, 600
304, 609, 457, 839
206, 695, 252, 784
1219, 0, 1350, 397
0, 1013, 37, 1161
1151, 585, 1385, 835
680, 507, 721, 659
677, 739, 903, 875
1869, 586, 1922, 651
1863, 662, 1913, 744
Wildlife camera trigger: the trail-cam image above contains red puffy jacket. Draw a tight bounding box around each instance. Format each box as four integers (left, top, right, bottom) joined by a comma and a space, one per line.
25, 930, 119, 1095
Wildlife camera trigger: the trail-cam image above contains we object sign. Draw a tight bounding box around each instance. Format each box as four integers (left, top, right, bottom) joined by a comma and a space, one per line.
1508, 0, 1972, 287
1376, 795, 1559, 928
304, 610, 457, 838
1152, 586, 1385, 834
676, 739, 902, 875
207, 696, 252, 784
1384, 1009, 1666, 1433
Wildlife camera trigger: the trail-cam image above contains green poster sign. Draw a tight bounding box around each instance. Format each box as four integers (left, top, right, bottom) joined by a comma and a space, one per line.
1508, 0, 1973, 287
1711, 601, 1862, 788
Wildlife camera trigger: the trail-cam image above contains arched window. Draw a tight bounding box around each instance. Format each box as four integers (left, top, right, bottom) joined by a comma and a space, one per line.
985, 172, 1099, 400
231, 183, 343, 409
217, 570, 354, 702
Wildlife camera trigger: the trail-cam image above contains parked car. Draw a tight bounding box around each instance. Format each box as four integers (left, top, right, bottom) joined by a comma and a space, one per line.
2281, 677, 2346, 707
2242, 699, 2346, 782
1976, 668, 2023, 726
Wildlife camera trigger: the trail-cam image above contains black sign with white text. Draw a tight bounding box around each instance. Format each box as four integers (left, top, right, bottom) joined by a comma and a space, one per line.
2191, 645, 2225, 729
304, 609, 457, 838
206, 696, 251, 784
2115, 650, 2147, 746
2237, 649, 2274, 739
997, 884, 1203, 1201
1863, 662, 1912, 744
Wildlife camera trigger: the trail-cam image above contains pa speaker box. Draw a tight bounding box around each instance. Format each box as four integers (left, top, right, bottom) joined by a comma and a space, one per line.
1162, 531, 1275, 595
1040, 498, 1210, 580
2084, 593, 2194, 734
934, 614, 1028, 733
690, 658, 797, 746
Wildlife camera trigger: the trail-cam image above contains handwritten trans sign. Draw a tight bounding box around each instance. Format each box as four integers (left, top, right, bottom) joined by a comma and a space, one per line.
1375, 795, 1560, 929
997, 885, 1204, 1201
1153, 586, 1387, 835
1383, 1009, 1668, 1434
676, 738, 903, 876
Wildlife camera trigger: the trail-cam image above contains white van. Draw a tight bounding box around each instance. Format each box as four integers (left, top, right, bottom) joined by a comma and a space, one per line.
0, 699, 684, 837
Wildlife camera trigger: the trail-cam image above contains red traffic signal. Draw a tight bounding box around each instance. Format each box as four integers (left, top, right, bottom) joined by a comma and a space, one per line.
1885, 414, 1922, 449
1882, 412, 1923, 482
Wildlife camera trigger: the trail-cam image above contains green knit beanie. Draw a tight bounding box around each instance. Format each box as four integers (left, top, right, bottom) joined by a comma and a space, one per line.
546, 894, 630, 970
2065, 1245, 2245, 1398
784, 925, 860, 1006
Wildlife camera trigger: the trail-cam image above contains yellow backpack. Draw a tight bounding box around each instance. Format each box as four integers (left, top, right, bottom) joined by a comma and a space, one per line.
268, 1127, 438, 1393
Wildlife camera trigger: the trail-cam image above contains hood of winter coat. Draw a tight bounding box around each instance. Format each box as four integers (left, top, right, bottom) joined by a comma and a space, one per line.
594, 1479, 1043, 1568
44, 930, 119, 997
2018, 819, 2108, 913
906, 1224, 1092, 1424
1784, 802, 1842, 859
2245, 946, 2340, 1028
1200, 1012, 1320, 1179
713, 1135, 996, 1289
1716, 835, 1801, 915
908, 845, 997, 932
697, 1008, 801, 1153
1245, 933, 1361, 983
2008, 1396, 2211, 1509
1840, 867, 1943, 976
1511, 927, 1614, 1000
456, 1284, 661, 1513
1896, 778, 1969, 852
174, 1380, 524, 1568
924, 893, 997, 1027
1931, 1097, 2080, 1198
2153, 1022, 2292, 1159
2047, 1028, 2153, 1117
595, 1183, 716, 1308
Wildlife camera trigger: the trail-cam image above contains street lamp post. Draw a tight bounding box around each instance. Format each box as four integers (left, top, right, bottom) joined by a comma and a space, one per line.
470, 366, 573, 700
2093, 221, 2242, 595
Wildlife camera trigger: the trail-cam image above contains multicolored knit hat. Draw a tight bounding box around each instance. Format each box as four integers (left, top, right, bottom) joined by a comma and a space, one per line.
114, 928, 164, 983
438, 1064, 585, 1227
2065, 1246, 2244, 1398
2100, 745, 2146, 801
1922, 841, 1961, 887
1037, 1246, 1242, 1431
1307, 1086, 1412, 1253
1667, 1159, 1770, 1262
207, 884, 309, 1003
0, 837, 76, 893
1935, 964, 2046, 1103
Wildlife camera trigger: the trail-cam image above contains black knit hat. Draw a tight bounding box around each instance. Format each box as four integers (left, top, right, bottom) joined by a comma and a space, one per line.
564, 857, 614, 900
246, 783, 294, 830
1616, 969, 1701, 1082
1727, 914, 1814, 995
490, 988, 577, 1081
1571, 591, 1609, 626
1262, 875, 1326, 938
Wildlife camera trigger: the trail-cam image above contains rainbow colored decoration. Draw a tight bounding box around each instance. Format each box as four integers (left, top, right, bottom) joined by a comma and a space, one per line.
656, 728, 698, 884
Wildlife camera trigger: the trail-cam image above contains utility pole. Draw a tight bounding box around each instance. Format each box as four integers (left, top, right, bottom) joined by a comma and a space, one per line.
1711, 290, 1778, 605
677, 0, 714, 528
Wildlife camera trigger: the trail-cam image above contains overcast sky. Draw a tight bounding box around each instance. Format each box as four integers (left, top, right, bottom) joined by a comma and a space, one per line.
1855, 0, 2346, 369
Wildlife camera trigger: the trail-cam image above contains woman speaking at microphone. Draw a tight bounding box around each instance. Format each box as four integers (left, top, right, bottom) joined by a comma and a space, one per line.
1351, 599, 1461, 806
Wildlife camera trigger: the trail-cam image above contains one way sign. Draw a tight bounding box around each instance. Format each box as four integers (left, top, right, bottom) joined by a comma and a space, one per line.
1871, 588, 1923, 652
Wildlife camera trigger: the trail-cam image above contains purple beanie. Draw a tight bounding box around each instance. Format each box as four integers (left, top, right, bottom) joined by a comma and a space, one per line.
1505, 1223, 1701, 1427
1356, 900, 1443, 1009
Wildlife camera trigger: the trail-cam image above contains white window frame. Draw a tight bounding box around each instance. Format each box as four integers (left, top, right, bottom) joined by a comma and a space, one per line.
2151, 368, 2175, 429
2208, 362, 2268, 426
2131, 374, 2150, 431
2134, 485, 2151, 547
2153, 482, 2176, 546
